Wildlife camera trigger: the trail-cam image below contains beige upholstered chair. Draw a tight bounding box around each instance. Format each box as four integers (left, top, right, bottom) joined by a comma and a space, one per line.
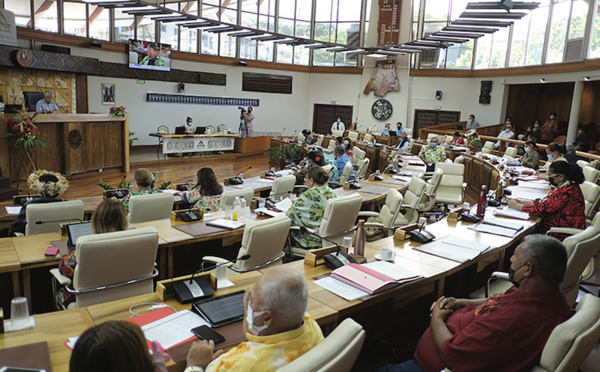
503, 147, 518, 158
434, 162, 466, 207
364, 133, 373, 143
128, 192, 174, 224
426, 133, 437, 141
221, 188, 254, 207
322, 165, 334, 178
580, 181, 600, 220
445, 135, 454, 144
278, 318, 365, 372
315, 134, 324, 147
532, 294, 600, 372
582, 166, 600, 184
407, 139, 414, 152
454, 156, 464, 164
356, 158, 370, 179
291, 193, 362, 257
368, 126, 378, 134
348, 131, 359, 141
352, 146, 366, 167
404, 128, 412, 137
577, 160, 590, 168
327, 140, 336, 151
50, 227, 159, 309
482, 141, 495, 153
419, 168, 444, 213
339, 161, 353, 184
332, 130, 344, 137
360, 189, 404, 237
397, 177, 428, 225
25, 200, 85, 236
204, 215, 292, 273
297, 132, 305, 142
270, 175, 297, 199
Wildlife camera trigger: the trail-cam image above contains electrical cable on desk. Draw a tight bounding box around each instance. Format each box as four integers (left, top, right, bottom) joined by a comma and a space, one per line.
129, 302, 177, 317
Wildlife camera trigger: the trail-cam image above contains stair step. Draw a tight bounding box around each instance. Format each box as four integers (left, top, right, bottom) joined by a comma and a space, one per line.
0, 187, 18, 202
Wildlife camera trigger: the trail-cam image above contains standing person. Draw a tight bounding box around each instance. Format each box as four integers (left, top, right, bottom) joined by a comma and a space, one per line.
466, 114, 479, 129
182, 167, 223, 212
419, 137, 446, 172
36, 91, 59, 112
241, 107, 254, 137
331, 116, 345, 133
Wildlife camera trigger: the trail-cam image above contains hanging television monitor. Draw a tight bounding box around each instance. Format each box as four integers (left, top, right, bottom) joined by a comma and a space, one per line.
128, 39, 171, 71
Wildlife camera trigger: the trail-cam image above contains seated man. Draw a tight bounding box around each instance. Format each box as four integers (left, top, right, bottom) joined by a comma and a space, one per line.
418, 137, 446, 172
377, 234, 574, 372
333, 145, 354, 180
493, 123, 515, 150
185, 267, 324, 372
381, 123, 392, 136
395, 122, 406, 136
36, 91, 59, 112
395, 131, 411, 151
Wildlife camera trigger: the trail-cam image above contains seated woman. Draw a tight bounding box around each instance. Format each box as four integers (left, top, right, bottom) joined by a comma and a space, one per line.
70, 320, 168, 372
296, 150, 337, 184
287, 166, 337, 248
508, 161, 586, 240
121, 168, 159, 208
182, 167, 223, 212
465, 129, 483, 151
335, 136, 353, 157
9, 170, 69, 236
450, 131, 465, 146
301, 129, 314, 145
59, 198, 128, 280
520, 140, 540, 170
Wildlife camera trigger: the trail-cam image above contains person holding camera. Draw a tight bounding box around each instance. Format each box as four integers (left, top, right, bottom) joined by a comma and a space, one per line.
240, 107, 254, 137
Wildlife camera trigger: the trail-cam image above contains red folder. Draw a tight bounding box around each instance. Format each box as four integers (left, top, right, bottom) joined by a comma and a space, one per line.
331, 263, 400, 295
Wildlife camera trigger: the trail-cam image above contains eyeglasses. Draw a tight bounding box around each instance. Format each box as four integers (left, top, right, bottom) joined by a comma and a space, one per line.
547, 174, 559, 178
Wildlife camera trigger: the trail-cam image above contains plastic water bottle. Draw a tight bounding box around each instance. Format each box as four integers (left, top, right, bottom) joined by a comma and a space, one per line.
233, 197, 241, 221
239, 195, 247, 222
292, 130, 298, 142
128, 184, 135, 195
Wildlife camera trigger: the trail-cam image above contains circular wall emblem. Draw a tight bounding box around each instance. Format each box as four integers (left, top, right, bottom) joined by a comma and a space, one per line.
371, 99, 393, 120
68, 129, 83, 149
15, 49, 33, 67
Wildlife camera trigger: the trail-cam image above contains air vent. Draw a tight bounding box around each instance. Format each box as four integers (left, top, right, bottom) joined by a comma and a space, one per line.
564, 38, 583, 62
242, 72, 292, 94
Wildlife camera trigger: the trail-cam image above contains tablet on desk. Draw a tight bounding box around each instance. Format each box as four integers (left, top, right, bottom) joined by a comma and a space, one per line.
192, 290, 246, 327
66, 222, 92, 248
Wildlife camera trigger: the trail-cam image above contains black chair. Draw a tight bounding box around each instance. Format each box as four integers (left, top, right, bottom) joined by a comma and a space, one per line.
23, 92, 44, 112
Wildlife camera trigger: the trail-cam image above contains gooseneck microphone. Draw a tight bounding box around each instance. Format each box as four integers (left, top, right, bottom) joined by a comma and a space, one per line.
35, 218, 83, 225
237, 166, 252, 177
190, 254, 251, 283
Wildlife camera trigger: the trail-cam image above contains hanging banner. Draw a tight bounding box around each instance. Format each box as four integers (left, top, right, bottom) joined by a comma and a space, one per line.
0, 9, 17, 47
377, 0, 402, 48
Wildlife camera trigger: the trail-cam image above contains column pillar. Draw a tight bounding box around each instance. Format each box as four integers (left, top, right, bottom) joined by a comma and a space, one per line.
567, 80, 584, 145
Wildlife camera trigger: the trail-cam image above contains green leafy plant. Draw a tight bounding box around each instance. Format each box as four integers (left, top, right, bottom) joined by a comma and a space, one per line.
3, 110, 49, 152
266, 142, 307, 160
129, 131, 138, 148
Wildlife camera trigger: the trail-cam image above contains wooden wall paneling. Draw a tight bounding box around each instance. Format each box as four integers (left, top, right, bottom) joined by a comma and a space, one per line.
103, 121, 124, 169
75, 74, 88, 114
462, 156, 474, 194
365, 147, 379, 172
482, 162, 494, 189
64, 122, 87, 176
580, 81, 600, 126
35, 123, 64, 175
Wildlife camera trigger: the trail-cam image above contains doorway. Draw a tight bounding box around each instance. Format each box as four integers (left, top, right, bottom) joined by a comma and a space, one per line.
313, 104, 353, 135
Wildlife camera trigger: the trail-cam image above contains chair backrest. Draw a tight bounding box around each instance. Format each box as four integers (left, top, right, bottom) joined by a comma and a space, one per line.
364, 133, 373, 143
407, 139, 414, 151
322, 165, 333, 178
217, 124, 227, 133
278, 318, 365, 372
404, 128, 412, 137
319, 193, 362, 245
426, 133, 437, 141
73, 227, 159, 307
582, 166, 600, 184
352, 146, 366, 164
561, 221, 600, 305
434, 162, 465, 205
157, 125, 169, 132
454, 156, 464, 164
577, 160, 589, 168
580, 181, 600, 219
445, 135, 454, 144
270, 175, 296, 198
533, 295, 600, 372
315, 134, 324, 147
482, 141, 495, 153
129, 193, 174, 224
419, 168, 443, 211
368, 126, 378, 134
504, 147, 518, 158
400, 177, 428, 225
221, 188, 254, 207
327, 140, 336, 151
378, 189, 404, 227
332, 130, 344, 137
25, 200, 85, 236
236, 215, 291, 271
356, 158, 370, 178
297, 133, 306, 142
205, 125, 216, 134
339, 161, 353, 184
348, 131, 359, 140
23, 91, 44, 112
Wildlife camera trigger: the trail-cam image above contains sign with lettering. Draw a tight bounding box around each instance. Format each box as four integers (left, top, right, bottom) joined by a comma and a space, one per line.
0, 9, 17, 47
377, 0, 402, 48
163, 136, 235, 154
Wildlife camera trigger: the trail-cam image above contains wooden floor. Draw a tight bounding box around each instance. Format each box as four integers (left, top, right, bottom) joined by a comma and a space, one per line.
11, 147, 271, 198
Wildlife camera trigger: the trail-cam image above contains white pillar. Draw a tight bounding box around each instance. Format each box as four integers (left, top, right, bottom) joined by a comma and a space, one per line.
567, 81, 584, 145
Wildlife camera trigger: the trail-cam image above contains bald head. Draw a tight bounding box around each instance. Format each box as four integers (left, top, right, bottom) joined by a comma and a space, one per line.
253, 267, 308, 327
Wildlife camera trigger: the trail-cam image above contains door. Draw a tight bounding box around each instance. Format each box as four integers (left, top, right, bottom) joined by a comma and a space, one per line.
313, 104, 353, 135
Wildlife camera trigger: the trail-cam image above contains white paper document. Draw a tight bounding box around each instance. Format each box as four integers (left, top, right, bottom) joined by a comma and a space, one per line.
415, 236, 490, 263
314, 276, 368, 301
494, 208, 530, 220
391, 175, 412, 183
206, 218, 246, 229
141, 309, 209, 349
5, 206, 21, 215
362, 261, 420, 281
517, 180, 551, 190
275, 198, 293, 212
472, 223, 519, 238
482, 217, 526, 231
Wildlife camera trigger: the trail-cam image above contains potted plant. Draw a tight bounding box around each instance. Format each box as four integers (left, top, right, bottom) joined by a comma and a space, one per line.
266, 142, 307, 169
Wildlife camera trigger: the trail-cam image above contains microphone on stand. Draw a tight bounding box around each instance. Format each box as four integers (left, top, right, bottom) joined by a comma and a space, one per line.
180, 203, 202, 222
298, 226, 356, 269
173, 255, 251, 303
227, 167, 252, 185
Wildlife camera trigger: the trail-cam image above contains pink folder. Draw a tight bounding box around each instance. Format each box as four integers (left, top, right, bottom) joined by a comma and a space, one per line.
331, 263, 400, 295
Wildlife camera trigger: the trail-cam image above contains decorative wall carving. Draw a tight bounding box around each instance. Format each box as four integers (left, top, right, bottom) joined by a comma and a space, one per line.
363, 58, 400, 97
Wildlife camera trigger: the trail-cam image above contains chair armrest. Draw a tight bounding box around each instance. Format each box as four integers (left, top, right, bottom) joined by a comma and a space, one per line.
401, 204, 420, 210
202, 256, 231, 266
364, 222, 384, 229
491, 271, 510, 280
13, 232, 24, 237
289, 225, 317, 234
462, 182, 467, 190
546, 227, 583, 236
50, 268, 71, 286
357, 211, 379, 218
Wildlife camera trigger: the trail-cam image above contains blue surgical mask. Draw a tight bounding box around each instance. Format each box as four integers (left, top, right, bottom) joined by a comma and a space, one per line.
550, 115, 556, 119
524, 147, 531, 153
430, 143, 437, 148
468, 119, 472, 123
547, 154, 554, 161
246, 300, 268, 335
505, 128, 511, 132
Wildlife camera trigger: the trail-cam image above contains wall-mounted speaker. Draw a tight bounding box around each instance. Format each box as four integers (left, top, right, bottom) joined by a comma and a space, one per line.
41, 44, 71, 55
177, 82, 185, 93
435, 90, 443, 100
479, 80, 492, 104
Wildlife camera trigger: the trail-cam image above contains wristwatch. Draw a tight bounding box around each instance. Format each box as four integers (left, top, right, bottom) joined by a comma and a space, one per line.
184, 366, 205, 372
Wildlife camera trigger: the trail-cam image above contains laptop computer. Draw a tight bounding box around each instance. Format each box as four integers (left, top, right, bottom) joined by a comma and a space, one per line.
389, 131, 398, 137
175, 126, 186, 135
195, 127, 206, 134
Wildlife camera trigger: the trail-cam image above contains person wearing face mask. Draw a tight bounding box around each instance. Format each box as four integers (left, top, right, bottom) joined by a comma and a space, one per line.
185, 117, 194, 133
381, 123, 392, 136
520, 141, 540, 169
539, 142, 567, 174
419, 137, 446, 172
185, 267, 324, 372
508, 161, 586, 240
466, 114, 479, 129
331, 116, 345, 133
528, 121, 542, 143
540, 112, 558, 143
464, 129, 483, 151
493, 123, 515, 150
377, 234, 574, 372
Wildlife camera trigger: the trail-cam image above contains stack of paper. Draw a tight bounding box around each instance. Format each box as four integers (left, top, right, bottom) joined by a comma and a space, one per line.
415, 236, 491, 263
494, 208, 530, 220
206, 218, 245, 229
472, 217, 526, 237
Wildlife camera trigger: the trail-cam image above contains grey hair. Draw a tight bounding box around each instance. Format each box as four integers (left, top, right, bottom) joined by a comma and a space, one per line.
334, 145, 345, 156
257, 268, 307, 325
44, 91, 53, 98
566, 144, 576, 153
521, 234, 567, 285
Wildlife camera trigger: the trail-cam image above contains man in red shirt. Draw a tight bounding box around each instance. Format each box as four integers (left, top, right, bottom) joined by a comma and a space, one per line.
377, 234, 574, 372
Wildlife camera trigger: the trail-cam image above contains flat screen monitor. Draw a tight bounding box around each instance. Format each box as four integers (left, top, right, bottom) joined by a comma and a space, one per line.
128, 40, 171, 72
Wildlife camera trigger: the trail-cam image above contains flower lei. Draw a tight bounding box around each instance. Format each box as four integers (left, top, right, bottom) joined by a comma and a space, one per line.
109, 106, 127, 117
27, 169, 69, 197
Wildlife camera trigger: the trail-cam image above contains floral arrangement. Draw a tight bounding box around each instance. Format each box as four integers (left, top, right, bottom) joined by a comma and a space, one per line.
27, 169, 69, 197
3, 110, 49, 152
109, 105, 127, 117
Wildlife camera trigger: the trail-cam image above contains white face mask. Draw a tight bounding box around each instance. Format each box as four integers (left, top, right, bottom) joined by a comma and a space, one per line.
468, 119, 473, 124
246, 300, 268, 335
550, 115, 555, 119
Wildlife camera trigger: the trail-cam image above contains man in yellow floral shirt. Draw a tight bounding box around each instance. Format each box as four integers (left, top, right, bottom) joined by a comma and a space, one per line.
419, 137, 446, 172
184, 267, 324, 372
